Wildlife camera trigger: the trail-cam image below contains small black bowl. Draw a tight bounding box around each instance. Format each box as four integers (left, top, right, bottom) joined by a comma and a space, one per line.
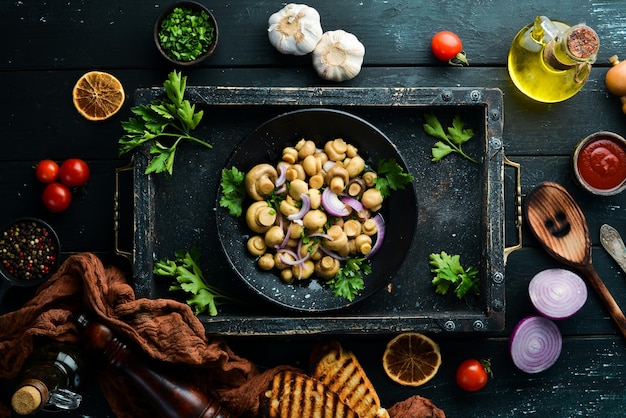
0, 217, 60, 304
154, 1, 219, 66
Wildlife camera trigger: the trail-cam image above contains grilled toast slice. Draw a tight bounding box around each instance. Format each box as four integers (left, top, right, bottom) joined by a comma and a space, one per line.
262, 370, 359, 418
310, 340, 389, 418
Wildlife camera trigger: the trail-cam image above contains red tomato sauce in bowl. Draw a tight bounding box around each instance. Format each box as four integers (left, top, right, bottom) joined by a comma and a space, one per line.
573, 132, 626, 195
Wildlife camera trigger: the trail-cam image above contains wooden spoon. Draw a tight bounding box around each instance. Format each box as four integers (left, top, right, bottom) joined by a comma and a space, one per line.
524, 182, 626, 339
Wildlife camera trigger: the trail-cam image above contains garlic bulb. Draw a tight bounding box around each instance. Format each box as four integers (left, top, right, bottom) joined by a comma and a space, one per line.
312, 30, 365, 82
268, 3, 323, 56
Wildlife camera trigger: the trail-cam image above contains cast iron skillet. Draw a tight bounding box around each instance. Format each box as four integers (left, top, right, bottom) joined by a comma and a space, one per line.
216, 108, 417, 312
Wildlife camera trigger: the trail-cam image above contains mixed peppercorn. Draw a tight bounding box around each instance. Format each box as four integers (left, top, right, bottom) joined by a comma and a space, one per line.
0, 219, 58, 281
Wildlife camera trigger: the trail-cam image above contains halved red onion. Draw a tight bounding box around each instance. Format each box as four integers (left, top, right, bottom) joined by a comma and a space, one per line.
510, 315, 562, 374
321, 187, 349, 217
365, 214, 385, 259
287, 193, 311, 221
528, 268, 588, 320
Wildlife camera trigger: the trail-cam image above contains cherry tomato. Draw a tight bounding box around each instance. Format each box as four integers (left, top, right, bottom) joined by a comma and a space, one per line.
59, 158, 90, 187
35, 159, 59, 184
431, 31, 468, 65
455, 359, 490, 392
42, 182, 72, 212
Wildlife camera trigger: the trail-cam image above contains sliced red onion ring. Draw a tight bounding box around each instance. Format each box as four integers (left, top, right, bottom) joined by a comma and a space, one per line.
340, 195, 369, 219
287, 193, 311, 221
277, 222, 293, 249
277, 248, 310, 266
510, 315, 562, 374
275, 162, 288, 188
319, 245, 349, 261
528, 268, 588, 320
321, 187, 349, 217
322, 160, 336, 172
365, 214, 385, 259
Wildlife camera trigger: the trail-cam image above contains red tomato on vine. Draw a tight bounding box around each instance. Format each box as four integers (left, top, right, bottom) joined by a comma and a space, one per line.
431, 31, 469, 66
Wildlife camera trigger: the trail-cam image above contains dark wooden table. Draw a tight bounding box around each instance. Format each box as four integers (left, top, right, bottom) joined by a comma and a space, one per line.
2, 1, 626, 416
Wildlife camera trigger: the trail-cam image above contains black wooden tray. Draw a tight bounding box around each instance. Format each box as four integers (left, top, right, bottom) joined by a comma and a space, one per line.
128, 86, 516, 335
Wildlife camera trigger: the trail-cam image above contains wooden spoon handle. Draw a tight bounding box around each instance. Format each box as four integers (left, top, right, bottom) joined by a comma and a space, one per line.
580, 264, 626, 339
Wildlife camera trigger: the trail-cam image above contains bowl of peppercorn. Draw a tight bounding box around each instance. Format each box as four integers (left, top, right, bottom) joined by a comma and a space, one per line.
154, 1, 219, 66
0, 217, 60, 304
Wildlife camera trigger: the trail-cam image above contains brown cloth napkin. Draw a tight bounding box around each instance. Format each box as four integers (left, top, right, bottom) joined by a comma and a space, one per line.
0, 253, 444, 418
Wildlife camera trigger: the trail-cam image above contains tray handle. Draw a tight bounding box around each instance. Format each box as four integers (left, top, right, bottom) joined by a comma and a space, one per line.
504, 156, 522, 264
114, 163, 133, 262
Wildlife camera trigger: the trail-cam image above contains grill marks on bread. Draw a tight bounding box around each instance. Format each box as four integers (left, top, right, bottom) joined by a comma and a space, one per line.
263, 370, 358, 418
311, 341, 389, 418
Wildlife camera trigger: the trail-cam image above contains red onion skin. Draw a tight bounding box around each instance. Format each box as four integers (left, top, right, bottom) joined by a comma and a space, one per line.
509, 315, 562, 374
528, 268, 588, 320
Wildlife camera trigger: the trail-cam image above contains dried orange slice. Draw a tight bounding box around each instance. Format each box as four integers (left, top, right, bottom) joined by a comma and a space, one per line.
72, 71, 125, 121
382, 332, 442, 386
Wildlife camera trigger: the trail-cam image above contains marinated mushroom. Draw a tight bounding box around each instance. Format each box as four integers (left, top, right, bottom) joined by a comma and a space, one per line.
326, 164, 350, 194
324, 224, 348, 251
361, 188, 383, 211
246, 201, 277, 233
279, 196, 301, 217
303, 209, 327, 231
355, 234, 373, 255
293, 259, 315, 280
264, 225, 286, 247
288, 179, 309, 200
344, 155, 365, 178
258, 253, 275, 271
247, 235, 267, 256
325, 138, 348, 161
346, 178, 365, 197
315, 256, 341, 279
245, 163, 278, 201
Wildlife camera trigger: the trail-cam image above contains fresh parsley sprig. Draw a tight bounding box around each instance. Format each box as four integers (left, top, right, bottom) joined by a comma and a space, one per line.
119, 70, 211, 177
374, 159, 414, 198
429, 251, 479, 299
327, 257, 372, 302
219, 167, 246, 217
154, 247, 236, 316
423, 113, 477, 163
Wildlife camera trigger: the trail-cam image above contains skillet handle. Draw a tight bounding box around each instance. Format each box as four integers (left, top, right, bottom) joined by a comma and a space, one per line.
503, 156, 522, 264
114, 163, 133, 262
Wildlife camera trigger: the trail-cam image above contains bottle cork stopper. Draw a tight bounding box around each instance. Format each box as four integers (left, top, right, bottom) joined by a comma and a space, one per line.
11, 385, 43, 415
567, 25, 599, 59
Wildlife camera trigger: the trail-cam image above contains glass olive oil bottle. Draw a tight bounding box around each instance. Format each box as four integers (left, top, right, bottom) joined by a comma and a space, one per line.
11, 343, 85, 415
508, 16, 599, 103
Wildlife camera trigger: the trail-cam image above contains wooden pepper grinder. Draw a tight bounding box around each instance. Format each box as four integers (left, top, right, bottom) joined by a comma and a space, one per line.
76, 314, 231, 418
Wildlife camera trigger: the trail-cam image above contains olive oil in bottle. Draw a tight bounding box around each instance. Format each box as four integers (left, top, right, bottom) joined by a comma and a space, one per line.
508, 16, 599, 103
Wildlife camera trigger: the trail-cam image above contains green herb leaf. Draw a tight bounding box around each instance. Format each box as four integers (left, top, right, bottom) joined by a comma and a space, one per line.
118, 70, 212, 177
153, 247, 237, 316
429, 251, 479, 299
374, 159, 414, 198
327, 258, 371, 301
219, 167, 246, 217
423, 113, 477, 163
